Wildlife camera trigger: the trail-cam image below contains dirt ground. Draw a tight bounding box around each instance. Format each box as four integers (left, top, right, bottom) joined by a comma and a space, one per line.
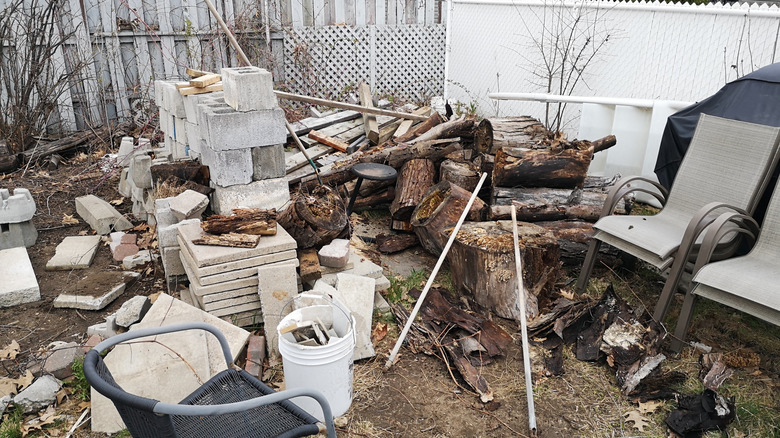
1, 157, 780, 437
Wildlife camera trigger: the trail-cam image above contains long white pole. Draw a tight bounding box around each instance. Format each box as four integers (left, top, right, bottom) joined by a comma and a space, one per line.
511, 204, 536, 432
385, 172, 488, 369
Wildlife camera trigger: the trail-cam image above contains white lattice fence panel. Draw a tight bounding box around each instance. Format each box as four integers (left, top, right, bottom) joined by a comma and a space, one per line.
375, 25, 445, 101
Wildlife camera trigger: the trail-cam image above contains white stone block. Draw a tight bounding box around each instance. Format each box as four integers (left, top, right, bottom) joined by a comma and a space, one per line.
198, 103, 286, 151
169, 190, 208, 221
221, 66, 277, 112
0, 247, 40, 308
210, 178, 290, 215
0, 188, 35, 223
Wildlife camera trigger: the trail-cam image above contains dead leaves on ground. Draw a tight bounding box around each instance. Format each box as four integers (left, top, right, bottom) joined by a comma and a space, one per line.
1, 339, 20, 359
61, 214, 79, 225
0, 370, 34, 397
623, 410, 650, 432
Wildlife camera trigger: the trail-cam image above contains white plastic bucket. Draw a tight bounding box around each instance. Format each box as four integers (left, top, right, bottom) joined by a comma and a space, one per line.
277, 296, 355, 421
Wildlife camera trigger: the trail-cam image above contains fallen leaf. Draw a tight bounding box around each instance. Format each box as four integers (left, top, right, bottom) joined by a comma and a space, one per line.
0, 339, 20, 359
0, 378, 17, 397
21, 405, 60, 436
624, 410, 650, 432
62, 214, 79, 225
109, 198, 125, 206
638, 399, 664, 414
16, 370, 34, 391
372, 322, 388, 343
559, 288, 575, 300
78, 401, 91, 410
56, 388, 69, 404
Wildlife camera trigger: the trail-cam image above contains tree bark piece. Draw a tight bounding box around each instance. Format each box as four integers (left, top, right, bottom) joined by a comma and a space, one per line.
448, 221, 560, 321
534, 220, 618, 265
351, 187, 396, 210
376, 233, 419, 253
475, 117, 547, 154
298, 248, 322, 283
394, 112, 444, 143
277, 186, 348, 248
391, 220, 413, 232
439, 159, 480, 193
390, 158, 436, 221
192, 232, 261, 248
201, 208, 277, 235
490, 186, 627, 221
493, 146, 593, 189
410, 181, 487, 256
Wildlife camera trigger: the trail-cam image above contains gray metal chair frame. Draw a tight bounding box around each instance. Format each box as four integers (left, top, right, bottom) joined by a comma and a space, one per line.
84, 322, 337, 438
576, 114, 780, 326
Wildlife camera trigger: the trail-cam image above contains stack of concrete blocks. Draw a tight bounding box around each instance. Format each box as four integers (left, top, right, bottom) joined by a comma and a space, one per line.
154, 81, 192, 162
176, 222, 303, 327
116, 136, 159, 222
154, 193, 207, 291
0, 188, 36, 250
194, 67, 290, 215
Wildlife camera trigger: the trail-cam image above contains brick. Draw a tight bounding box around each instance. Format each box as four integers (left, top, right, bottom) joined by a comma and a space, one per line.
0, 247, 40, 308
46, 235, 101, 270
318, 239, 351, 268
252, 145, 286, 180
0, 188, 35, 223
43, 342, 83, 380
198, 103, 286, 151
210, 178, 290, 215
75, 195, 133, 235
244, 335, 266, 377
169, 190, 208, 221
221, 67, 277, 112
200, 144, 253, 187
0, 221, 37, 250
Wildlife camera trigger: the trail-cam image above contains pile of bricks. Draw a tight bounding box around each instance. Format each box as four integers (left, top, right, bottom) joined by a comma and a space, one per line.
176, 221, 301, 326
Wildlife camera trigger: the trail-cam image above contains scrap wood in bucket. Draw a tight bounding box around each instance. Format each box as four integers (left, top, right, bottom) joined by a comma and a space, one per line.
280, 319, 337, 346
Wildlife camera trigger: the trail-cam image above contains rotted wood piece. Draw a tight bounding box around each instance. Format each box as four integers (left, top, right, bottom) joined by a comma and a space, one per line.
277, 185, 349, 248
201, 209, 277, 236
390, 158, 436, 221
193, 232, 261, 248
490, 186, 628, 221
298, 248, 322, 283
493, 146, 593, 189
151, 162, 211, 187
391, 220, 413, 232
410, 180, 488, 256
475, 117, 548, 154
535, 220, 621, 265
448, 221, 560, 321
350, 186, 396, 210
394, 112, 444, 143
439, 159, 480, 193
376, 233, 418, 254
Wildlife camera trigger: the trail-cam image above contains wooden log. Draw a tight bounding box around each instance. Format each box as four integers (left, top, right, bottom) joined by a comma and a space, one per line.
408, 116, 475, 144
391, 220, 413, 232
490, 186, 628, 221
193, 232, 261, 248
394, 112, 444, 143
475, 117, 547, 154
390, 158, 436, 221
277, 186, 349, 248
410, 181, 488, 256
534, 220, 621, 265
393, 107, 431, 139
298, 248, 322, 283
448, 221, 560, 321
493, 146, 593, 189
201, 209, 277, 235
376, 233, 418, 253
351, 186, 396, 210
307, 130, 349, 152
439, 159, 480, 193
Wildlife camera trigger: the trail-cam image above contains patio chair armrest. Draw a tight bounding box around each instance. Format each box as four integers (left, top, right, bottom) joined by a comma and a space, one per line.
601, 175, 668, 218
153, 388, 338, 437
677, 202, 750, 264
692, 211, 759, 276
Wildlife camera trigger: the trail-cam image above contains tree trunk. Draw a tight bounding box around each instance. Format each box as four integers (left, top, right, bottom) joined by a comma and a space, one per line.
448, 221, 560, 321
201, 209, 277, 235
277, 186, 348, 248
410, 181, 488, 256
493, 146, 593, 189
439, 159, 480, 193
535, 220, 621, 265
408, 116, 476, 144
475, 117, 547, 154
490, 186, 627, 221
390, 158, 436, 220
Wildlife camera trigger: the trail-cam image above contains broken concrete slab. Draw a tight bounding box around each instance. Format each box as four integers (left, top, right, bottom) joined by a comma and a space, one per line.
335, 273, 376, 360
13, 375, 61, 413
374, 291, 391, 313
350, 253, 384, 279
46, 235, 101, 271
91, 293, 249, 433
375, 275, 391, 293
210, 178, 290, 215
0, 188, 35, 223
258, 262, 299, 359
177, 221, 296, 267
75, 195, 133, 234
319, 260, 354, 275
122, 250, 158, 270
43, 342, 84, 380
0, 221, 37, 250
87, 321, 119, 339
0, 247, 40, 308
115, 295, 151, 327
318, 239, 350, 268
53, 272, 140, 310
169, 190, 208, 221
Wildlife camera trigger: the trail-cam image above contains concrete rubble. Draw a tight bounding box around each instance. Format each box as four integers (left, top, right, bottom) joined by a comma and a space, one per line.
45, 235, 101, 270
0, 188, 37, 250
114, 295, 152, 327
0, 246, 40, 308
155, 196, 205, 290
53, 271, 140, 310
42, 341, 84, 379
75, 195, 132, 234
13, 375, 62, 413
319, 238, 351, 268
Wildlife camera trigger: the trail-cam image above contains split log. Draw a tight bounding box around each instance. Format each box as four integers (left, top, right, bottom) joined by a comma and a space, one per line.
475, 117, 547, 154
410, 181, 488, 256
493, 146, 593, 189
277, 186, 348, 248
351, 187, 396, 210
439, 159, 480, 193
298, 248, 322, 283
408, 116, 475, 144
391, 220, 413, 232
490, 186, 628, 221
376, 233, 418, 253
193, 232, 261, 248
394, 112, 444, 143
0, 153, 22, 173
448, 221, 560, 321
390, 158, 436, 220
201, 209, 277, 236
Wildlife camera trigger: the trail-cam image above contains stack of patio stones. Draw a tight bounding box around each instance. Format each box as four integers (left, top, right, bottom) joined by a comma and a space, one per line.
176, 221, 301, 326
0, 188, 37, 250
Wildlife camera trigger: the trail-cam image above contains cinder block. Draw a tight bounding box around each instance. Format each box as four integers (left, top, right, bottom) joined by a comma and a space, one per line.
116, 137, 137, 167
118, 168, 131, 198
161, 80, 186, 118
158, 107, 171, 135
183, 92, 223, 124
198, 104, 286, 151
154, 198, 178, 228
210, 178, 290, 215
185, 122, 201, 155
200, 145, 253, 187
169, 190, 208, 221
130, 155, 152, 189
75, 195, 133, 235
221, 67, 277, 112
252, 145, 285, 180
173, 116, 188, 144
0, 188, 35, 223
158, 219, 201, 249
162, 246, 186, 276
0, 221, 37, 250
172, 139, 188, 161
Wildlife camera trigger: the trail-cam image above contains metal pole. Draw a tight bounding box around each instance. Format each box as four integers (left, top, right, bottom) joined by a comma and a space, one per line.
385, 172, 488, 369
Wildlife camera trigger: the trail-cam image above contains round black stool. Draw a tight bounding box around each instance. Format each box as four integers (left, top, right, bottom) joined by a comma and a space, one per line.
346, 163, 398, 215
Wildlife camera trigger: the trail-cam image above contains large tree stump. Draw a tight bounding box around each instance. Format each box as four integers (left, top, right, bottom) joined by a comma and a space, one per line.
277, 186, 348, 248
390, 158, 436, 220
493, 146, 593, 189
490, 186, 628, 221
448, 221, 560, 321
475, 117, 547, 154
410, 181, 487, 256
439, 159, 480, 193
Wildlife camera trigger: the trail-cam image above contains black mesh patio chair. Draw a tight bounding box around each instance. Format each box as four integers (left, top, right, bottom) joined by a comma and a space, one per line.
83, 322, 337, 438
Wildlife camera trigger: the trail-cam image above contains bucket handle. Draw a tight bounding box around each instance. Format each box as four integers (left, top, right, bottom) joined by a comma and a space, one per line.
280, 293, 356, 344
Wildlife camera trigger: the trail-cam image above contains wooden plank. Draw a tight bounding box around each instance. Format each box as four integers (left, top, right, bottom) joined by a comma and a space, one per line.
287, 110, 362, 138
387, 0, 396, 25
308, 130, 349, 152
358, 82, 379, 143
298, 249, 322, 283
50, 39, 76, 131
179, 82, 224, 95
286, 144, 333, 173
394, 106, 430, 138
223, 0, 238, 65
375, 0, 385, 26
299, 118, 363, 146
345, 0, 356, 26
190, 73, 221, 87
128, 0, 154, 102
275, 91, 428, 120
291, 0, 304, 27
397, 0, 405, 24
334, 0, 345, 24
424, 0, 434, 25
183, 0, 203, 67
68, 0, 102, 124
186, 68, 211, 78
155, 0, 178, 78
314, 0, 325, 25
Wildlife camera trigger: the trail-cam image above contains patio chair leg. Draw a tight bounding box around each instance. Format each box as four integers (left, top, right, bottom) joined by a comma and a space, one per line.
576, 239, 602, 294
670, 290, 698, 353
653, 250, 689, 323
